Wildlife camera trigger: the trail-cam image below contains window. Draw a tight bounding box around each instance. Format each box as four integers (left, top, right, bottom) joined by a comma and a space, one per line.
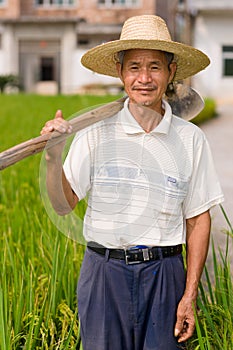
98, 0, 139, 6
222, 46, 233, 77
35, 0, 74, 7
77, 35, 90, 47
40, 57, 54, 81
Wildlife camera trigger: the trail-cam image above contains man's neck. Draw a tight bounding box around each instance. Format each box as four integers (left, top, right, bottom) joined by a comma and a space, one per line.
128, 102, 164, 133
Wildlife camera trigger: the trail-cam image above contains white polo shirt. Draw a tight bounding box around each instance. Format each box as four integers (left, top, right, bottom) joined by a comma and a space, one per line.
63, 98, 224, 248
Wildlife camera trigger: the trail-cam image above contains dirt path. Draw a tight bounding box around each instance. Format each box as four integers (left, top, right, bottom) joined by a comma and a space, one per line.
200, 104, 233, 266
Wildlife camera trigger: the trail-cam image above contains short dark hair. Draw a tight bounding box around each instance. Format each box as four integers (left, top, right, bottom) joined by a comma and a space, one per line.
164, 52, 174, 65
118, 50, 126, 65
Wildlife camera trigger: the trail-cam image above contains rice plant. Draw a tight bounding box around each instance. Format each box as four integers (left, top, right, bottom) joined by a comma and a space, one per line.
188, 206, 233, 350
0, 94, 119, 349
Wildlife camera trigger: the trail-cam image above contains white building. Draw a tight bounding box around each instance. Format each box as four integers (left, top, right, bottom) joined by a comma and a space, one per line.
0, 0, 155, 94
188, 0, 233, 103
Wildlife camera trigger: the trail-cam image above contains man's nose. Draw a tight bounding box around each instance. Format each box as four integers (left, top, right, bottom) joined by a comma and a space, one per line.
138, 68, 152, 83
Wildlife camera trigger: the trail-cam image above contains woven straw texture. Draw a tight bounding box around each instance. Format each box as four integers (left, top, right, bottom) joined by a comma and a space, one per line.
81, 15, 210, 81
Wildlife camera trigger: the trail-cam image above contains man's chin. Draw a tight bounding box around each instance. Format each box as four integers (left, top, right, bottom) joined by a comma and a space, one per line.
141, 100, 153, 107
129, 94, 158, 108
137, 99, 154, 108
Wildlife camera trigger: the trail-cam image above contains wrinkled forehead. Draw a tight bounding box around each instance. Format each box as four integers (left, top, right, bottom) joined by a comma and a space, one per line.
118, 49, 173, 65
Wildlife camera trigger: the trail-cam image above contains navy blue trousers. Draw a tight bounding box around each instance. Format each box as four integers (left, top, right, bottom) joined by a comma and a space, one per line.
78, 248, 186, 350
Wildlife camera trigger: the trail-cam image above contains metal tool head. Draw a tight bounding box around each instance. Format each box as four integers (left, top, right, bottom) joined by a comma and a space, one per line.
165, 82, 205, 121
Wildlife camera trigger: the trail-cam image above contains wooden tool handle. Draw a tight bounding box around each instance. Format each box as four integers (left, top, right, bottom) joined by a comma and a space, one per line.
0, 97, 126, 170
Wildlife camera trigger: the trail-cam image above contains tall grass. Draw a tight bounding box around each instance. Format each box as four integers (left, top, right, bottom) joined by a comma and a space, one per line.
0, 94, 232, 349
0, 94, 120, 349
188, 206, 233, 350
0, 161, 84, 348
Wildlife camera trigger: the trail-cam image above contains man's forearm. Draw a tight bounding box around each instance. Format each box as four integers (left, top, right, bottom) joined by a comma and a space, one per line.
46, 156, 78, 215
185, 210, 211, 298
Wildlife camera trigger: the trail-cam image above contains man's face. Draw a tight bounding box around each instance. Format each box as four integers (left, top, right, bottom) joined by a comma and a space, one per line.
116, 49, 176, 112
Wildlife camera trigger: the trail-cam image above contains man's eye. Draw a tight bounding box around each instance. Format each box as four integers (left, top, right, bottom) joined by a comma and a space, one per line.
151, 66, 159, 70
130, 66, 139, 70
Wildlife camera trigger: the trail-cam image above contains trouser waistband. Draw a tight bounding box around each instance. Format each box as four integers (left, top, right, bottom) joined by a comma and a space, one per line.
87, 242, 182, 265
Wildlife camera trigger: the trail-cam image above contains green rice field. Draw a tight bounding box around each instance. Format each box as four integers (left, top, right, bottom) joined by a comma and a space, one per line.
0, 94, 232, 349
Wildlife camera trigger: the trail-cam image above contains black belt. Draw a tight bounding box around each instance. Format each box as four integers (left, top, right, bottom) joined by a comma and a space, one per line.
87, 242, 182, 265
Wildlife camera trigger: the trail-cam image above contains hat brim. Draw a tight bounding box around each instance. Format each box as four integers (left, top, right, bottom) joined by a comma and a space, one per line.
81, 39, 210, 81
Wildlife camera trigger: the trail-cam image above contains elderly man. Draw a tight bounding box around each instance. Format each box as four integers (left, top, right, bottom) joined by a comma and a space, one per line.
41, 15, 224, 350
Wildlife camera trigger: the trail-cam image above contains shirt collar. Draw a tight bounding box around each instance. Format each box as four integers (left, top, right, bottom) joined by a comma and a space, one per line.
120, 97, 172, 135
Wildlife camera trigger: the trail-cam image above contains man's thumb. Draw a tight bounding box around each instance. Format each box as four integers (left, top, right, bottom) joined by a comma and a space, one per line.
174, 327, 180, 337
174, 318, 183, 337
55, 109, 63, 119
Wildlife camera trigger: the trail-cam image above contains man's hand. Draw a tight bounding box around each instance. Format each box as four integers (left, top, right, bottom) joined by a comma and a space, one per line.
40, 110, 73, 160
174, 295, 196, 343
41, 109, 72, 135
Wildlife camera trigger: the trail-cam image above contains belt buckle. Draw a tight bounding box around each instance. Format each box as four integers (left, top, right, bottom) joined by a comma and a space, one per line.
125, 247, 150, 265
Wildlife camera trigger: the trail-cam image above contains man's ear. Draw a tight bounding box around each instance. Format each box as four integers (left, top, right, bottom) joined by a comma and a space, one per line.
168, 62, 177, 83
116, 62, 123, 82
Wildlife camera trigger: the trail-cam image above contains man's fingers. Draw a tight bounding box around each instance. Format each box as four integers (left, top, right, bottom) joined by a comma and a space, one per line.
174, 320, 195, 343
53, 110, 73, 133
177, 321, 195, 343
174, 296, 196, 343
41, 110, 73, 135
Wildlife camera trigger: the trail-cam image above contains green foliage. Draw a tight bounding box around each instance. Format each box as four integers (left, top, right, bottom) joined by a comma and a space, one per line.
0, 171, 85, 348
188, 206, 233, 350
192, 98, 217, 125
0, 94, 121, 349
0, 74, 19, 93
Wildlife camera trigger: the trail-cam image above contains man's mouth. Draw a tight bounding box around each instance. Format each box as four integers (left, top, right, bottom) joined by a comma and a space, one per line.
133, 86, 157, 92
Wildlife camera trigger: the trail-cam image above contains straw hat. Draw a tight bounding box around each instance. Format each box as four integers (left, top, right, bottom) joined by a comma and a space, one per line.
81, 15, 210, 81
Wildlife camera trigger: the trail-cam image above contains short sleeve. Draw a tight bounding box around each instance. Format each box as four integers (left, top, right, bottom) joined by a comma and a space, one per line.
183, 135, 224, 219
63, 131, 91, 200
